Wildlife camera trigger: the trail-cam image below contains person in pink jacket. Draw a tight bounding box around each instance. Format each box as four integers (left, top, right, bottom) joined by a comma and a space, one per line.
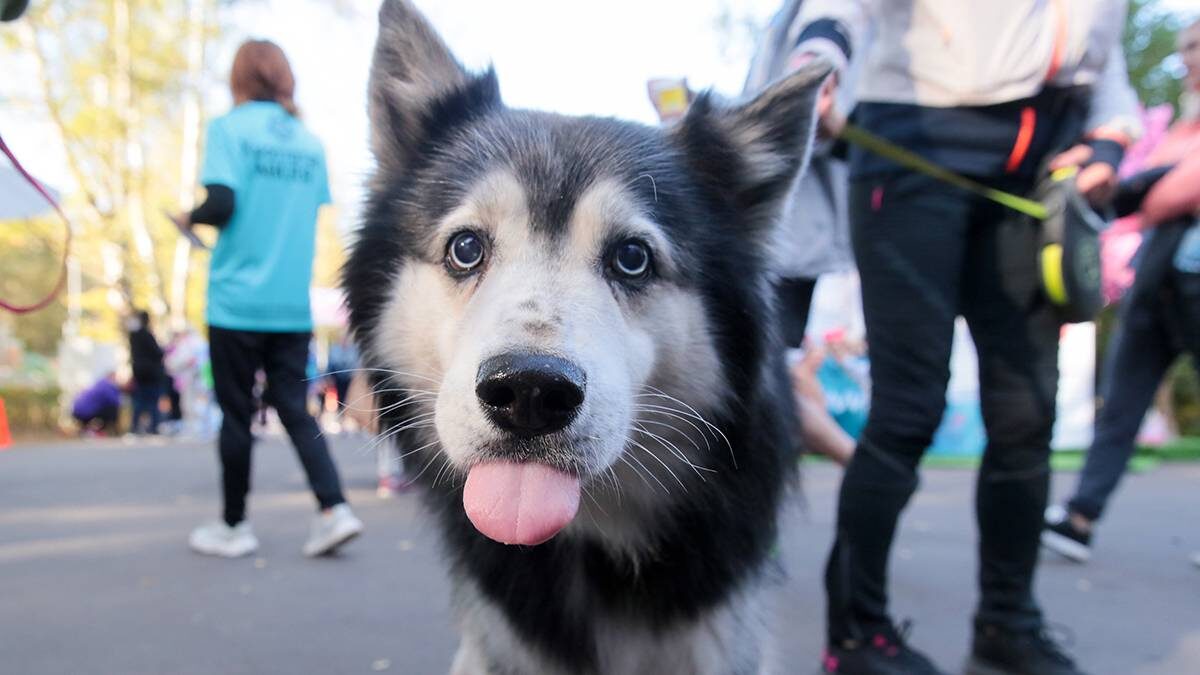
1044, 18, 1200, 567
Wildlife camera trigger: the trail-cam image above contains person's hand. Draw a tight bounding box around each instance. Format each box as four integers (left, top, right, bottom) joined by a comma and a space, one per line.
344, 373, 379, 434
789, 345, 828, 409
788, 52, 844, 140
1049, 144, 1118, 208
815, 73, 845, 140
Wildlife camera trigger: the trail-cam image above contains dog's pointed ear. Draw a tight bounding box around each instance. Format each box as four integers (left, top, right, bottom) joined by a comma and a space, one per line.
673, 59, 833, 231
370, 0, 500, 174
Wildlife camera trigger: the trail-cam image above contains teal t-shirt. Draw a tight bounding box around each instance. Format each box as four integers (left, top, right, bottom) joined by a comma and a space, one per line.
200, 101, 331, 332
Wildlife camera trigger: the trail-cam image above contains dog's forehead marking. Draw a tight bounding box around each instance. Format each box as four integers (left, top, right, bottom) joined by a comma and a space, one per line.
435, 168, 531, 242
566, 177, 672, 263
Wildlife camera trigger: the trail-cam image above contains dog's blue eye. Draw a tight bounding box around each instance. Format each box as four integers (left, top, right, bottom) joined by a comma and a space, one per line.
611, 241, 651, 279
447, 232, 485, 272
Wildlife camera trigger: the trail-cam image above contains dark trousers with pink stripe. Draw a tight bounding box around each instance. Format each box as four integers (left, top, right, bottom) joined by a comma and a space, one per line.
825, 170, 1060, 642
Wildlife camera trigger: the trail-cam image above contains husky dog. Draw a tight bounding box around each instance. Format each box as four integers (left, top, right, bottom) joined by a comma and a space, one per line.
344, 2, 829, 673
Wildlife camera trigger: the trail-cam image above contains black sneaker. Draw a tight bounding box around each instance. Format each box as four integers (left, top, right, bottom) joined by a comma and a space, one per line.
822, 621, 946, 674
1041, 504, 1092, 563
968, 623, 1088, 675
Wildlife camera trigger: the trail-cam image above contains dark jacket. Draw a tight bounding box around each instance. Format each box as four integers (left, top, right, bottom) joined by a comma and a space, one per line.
130, 327, 166, 387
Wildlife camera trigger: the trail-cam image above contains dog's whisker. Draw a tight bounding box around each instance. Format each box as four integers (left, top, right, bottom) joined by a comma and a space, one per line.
634, 391, 735, 467
615, 456, 654, 497
626, 438, 686, 493
632, 404, 714, 453
619, 452, 667, 495
357, 415, 437, 456
633, 417, 702, 452
332, 367, 445, 387
366, 386, 439, 399
408, 448, 447, 485
432, 456, 457, 489
383, 437, 442, 467
633, 423, 712, 482
337, 391, 435, 422
367, 395, 436, 418
357, 425, 421, 459
602, 465, 623, 507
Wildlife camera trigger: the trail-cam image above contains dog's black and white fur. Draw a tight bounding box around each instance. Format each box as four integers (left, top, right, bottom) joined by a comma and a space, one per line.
344, 2, 829, 673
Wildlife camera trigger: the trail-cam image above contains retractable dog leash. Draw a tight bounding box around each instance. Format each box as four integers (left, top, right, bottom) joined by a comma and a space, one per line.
840, 123, 1051, 220
839, 122, 1107, 322
0, 131, 72, 315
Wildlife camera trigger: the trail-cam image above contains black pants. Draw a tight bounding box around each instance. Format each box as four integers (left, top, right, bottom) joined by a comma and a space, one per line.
130, 383, 162, 434
1069, 231, 1200, 521
76, 405, 119, 434
209, 327, 346, 526
776, 277, 818, 349
826, 172, 1061, 642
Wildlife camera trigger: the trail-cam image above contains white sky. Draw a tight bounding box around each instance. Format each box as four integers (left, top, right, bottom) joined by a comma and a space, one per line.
222, 0, 782, 223
3, 0, 1197, 229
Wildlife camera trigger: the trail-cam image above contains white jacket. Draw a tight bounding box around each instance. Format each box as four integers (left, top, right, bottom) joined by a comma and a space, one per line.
794, 0, 1141, 139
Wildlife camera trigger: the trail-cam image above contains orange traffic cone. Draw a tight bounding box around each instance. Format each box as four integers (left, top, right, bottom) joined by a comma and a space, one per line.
0, 397, 11, 450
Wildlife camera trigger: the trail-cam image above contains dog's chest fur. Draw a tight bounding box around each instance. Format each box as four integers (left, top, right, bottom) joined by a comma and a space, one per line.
450, 574, 776, 675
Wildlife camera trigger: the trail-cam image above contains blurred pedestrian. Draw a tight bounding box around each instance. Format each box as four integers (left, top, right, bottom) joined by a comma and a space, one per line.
165, 327, 219, 438
743, 0, 858, 465
172, 40, 362, 559
794, 2, 1140, 673
127, 310, 166, 435
71, 372, 121, 436
1044, 18, 1200, 566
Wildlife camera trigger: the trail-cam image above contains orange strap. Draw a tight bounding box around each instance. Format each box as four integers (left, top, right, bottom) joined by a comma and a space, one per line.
1005, 107, 1038, 174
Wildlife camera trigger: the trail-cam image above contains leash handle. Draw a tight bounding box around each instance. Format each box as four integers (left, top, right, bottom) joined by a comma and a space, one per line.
0, 131, 72, 314
839, 123, 1050, 221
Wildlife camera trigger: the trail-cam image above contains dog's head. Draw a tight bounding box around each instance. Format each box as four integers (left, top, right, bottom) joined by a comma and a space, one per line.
347, 0, 828, 548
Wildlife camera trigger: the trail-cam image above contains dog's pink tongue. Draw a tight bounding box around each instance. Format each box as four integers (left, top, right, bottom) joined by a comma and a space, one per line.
463, 461, 580, 546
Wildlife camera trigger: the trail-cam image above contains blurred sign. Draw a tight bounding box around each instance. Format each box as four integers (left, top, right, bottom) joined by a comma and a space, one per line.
647, 78, 690, 123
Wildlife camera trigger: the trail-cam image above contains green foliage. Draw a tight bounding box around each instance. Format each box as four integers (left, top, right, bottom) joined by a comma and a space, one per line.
0, 386, 63, 437
1124, 0, 1191, 112
1, 0, 219, 346
1170, 357, 1200, 436
0, 215, 68, 354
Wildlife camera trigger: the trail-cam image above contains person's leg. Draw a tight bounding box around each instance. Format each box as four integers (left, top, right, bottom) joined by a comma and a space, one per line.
777, 276, 856, 463
146, 383, 163, 434
776, 276, 818, 349
130, 387, 149, 433
98, 404, 120, 435
826, 173, 968, 644
960, 194, 1060, 632
208, 327, 264, 526
1067, 288, 1177, 522
263, 332, 346, 511
168, 383, 183, 422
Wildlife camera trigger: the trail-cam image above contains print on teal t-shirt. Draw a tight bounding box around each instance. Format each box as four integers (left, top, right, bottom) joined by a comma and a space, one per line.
199, 101, 331, 332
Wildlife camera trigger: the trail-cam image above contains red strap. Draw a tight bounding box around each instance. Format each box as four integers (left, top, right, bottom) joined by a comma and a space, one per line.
1005, 107, 1038, 174
0, 131, 72, 314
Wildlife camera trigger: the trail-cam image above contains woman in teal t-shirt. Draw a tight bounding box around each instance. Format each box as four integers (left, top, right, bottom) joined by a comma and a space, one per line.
172, 40, 362, 560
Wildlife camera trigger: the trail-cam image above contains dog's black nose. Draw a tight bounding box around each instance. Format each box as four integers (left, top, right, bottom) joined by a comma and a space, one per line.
475, 353, 586, 438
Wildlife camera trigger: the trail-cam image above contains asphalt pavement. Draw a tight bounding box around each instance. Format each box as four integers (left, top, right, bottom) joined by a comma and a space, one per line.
1, 434, 1196, 674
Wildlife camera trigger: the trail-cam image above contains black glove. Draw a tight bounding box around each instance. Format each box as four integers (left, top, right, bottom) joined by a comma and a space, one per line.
1112, 165, 1175, 218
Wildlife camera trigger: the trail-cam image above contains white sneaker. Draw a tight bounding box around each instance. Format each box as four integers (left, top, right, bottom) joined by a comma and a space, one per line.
303, 503, 364, 557
189, 521, 259, 558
